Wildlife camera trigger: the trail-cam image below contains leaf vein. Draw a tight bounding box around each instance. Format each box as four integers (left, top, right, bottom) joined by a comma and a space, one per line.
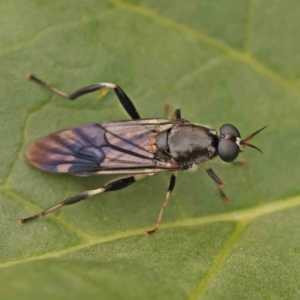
2, 93, 53, 185
189, 220, 249, 300
1, 195, 300, 269
110, 0, 300, 99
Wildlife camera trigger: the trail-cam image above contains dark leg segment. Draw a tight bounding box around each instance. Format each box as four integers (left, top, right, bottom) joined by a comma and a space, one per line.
172, 108, 181, 120
145, 172, 177, 236
19, 174, 146, 225
205, 167, 224, 186
164, 103, 181, 120
218, 188, 230, 202
27, 74, 140, 120
145, 105, 181, 235
204, 166, 230, 202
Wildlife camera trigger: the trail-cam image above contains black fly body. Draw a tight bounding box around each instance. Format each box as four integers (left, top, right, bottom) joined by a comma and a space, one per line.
19, 74, 265, 235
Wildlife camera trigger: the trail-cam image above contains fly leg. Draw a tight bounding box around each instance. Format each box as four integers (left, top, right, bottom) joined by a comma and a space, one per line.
144, 107, 181, 235
19, 174, 146, 225
27, 74, 140, 120
231, 159, 246, 165
164, 102, 171, 119
145, 172, 177, 235
164, 102, 181, 120
204, 166, 230, 202
172, 108, 181, 120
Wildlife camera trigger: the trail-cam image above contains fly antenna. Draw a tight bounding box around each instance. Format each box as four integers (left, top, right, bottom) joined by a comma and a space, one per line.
240, 125, 266, 153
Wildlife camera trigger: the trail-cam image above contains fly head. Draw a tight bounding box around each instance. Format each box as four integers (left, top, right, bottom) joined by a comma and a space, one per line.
218, 124, 266, 162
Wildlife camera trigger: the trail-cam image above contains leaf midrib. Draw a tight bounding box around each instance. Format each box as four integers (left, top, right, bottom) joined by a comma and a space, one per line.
1, 192, 299, 270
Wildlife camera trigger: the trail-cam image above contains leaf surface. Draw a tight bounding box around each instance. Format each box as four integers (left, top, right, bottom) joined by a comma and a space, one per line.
1, 1, 300, 299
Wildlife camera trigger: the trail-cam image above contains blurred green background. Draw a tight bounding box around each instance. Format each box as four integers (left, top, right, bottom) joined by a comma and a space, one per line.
1, 0, 300, 299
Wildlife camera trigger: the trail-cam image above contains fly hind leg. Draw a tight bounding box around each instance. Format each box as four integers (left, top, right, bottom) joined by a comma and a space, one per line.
19, 174, 146, 225
27, 74, 140, 120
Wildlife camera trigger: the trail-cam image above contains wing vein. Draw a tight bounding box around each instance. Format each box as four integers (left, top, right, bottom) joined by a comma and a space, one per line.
97, 123, 154, 158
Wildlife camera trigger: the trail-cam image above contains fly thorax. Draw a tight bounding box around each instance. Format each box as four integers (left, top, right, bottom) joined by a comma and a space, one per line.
168, 124, 218, 164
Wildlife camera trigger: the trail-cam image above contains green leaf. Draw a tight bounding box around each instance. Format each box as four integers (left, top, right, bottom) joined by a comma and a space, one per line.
1, 0, 300, 299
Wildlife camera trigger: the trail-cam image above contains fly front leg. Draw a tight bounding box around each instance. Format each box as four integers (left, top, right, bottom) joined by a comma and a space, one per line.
19, 174, 146, 225
27, 74, 140, 120
145, 171, 177, 236
204, 166, 230, 202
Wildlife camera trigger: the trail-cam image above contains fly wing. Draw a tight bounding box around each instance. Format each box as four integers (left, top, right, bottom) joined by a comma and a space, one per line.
26, 119, 177, 175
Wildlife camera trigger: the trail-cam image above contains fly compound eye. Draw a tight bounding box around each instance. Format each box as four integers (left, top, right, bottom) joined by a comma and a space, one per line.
218, 140, 240, 162
220, 124, 240, 138
218, 124, 241, 162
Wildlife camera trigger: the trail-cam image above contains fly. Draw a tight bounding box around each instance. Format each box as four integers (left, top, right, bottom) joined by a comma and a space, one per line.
19, 74, 266, 235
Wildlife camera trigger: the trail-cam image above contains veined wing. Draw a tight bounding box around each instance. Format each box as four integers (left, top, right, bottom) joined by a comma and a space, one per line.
26, 119, 178, 175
